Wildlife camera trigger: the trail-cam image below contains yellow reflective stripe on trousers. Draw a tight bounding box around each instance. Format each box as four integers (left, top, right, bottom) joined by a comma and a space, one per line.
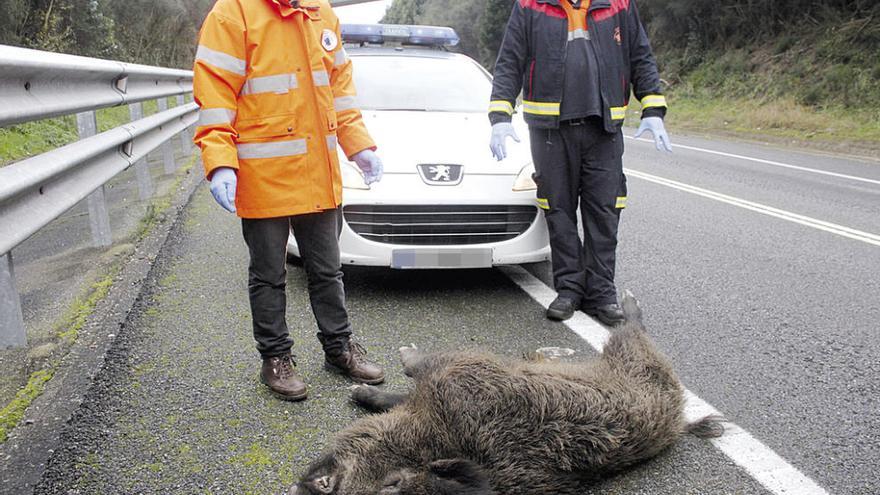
610, 106, 627, 120
523, 100, 561, 116
198, 108, 236, 127
240, 73, 298, 96
489, 100, 514, 115
536, 198, 550, 210
334, 95, 358, 112
195, 45, 246, 76
640, 94, 667, 109
237, 139, 308, 160
615, 196, 627, 209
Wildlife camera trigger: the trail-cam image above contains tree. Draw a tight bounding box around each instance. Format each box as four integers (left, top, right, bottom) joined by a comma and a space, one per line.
479, 0, 514, 70
382, 0, 427, 24
0, 0, 29, 47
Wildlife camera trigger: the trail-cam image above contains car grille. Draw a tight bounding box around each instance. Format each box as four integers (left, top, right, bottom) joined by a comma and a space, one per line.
344, 205, 539, 246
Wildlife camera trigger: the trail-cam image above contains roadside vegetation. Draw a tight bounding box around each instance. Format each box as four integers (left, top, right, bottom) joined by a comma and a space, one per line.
0, 0, 212, 69
1, 99, 165, 166
0, 154, 197, 445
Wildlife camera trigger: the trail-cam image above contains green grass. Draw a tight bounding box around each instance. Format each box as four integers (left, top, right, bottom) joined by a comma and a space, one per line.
1, 97, 178, 166
57, 271, 117, 341
656, 94, 880, 147
0, 369, 54, 443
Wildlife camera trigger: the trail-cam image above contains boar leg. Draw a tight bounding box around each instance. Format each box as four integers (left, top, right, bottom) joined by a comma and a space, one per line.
400, 346, 458, 379
351, 385, 410, 412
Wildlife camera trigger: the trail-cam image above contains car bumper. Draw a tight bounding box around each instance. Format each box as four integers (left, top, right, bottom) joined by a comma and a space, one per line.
287, 174, 550, 269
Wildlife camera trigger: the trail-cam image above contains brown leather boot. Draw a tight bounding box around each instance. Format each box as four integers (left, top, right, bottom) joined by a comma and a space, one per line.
324, 342, 385, 385
260, 354, 308, 401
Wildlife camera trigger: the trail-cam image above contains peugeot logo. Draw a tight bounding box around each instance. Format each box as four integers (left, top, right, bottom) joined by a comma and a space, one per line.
417, 164, 463, 186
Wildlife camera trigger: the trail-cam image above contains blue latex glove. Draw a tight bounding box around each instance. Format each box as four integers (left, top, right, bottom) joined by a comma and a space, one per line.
490, 122, 521, 161
352, 149, 384, 185
209, 167, 237, 213
634, 116, 673, 152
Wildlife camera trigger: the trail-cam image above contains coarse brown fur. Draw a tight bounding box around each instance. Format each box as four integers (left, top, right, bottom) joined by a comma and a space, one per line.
291, 292, 723, 495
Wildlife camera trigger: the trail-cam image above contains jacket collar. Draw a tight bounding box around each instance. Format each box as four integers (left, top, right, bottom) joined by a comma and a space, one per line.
268, 0, 321, 19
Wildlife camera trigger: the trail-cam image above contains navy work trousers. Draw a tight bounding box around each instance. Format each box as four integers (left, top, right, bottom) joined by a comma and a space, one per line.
529, 118, 626, 308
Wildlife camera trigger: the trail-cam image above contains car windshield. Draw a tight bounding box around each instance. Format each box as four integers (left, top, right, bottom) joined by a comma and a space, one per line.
351, 54, 491, 113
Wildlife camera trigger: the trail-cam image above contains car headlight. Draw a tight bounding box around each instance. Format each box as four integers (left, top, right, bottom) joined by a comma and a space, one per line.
341, 159, 370, 190
512, 163, 537, 191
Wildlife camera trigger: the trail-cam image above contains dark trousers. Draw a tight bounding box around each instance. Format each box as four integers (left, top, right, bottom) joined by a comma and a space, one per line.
529, 118, 626, 307
241, 208, 351, 358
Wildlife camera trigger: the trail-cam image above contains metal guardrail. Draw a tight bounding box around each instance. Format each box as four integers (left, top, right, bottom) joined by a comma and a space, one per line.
0, 45, 193, 127
0, 45, 198, 348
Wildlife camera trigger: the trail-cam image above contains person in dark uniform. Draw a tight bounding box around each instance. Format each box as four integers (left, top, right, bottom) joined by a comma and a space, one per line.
488, 0, 672, 324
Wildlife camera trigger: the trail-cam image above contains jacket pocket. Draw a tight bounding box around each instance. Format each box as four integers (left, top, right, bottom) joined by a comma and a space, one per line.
235, 113, 298, 142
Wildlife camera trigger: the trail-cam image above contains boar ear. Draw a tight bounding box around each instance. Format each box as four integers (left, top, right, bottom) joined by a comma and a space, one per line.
300, 453, 340, 494
305, 475, 336, 494
428, 459, 494, 494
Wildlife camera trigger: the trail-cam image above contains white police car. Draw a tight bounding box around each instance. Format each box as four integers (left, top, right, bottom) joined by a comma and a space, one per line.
288, 24, 549, 269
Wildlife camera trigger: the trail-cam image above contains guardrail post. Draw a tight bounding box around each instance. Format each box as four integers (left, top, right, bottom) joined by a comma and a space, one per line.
176, 95, 189, 155
156, 98, 177, 174
0, 252, 27, 349
129, 102, 154, 200
76, 111, 113, 248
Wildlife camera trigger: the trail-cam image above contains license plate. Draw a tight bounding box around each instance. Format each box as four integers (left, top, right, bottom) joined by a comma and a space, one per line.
391, 248, 493, 269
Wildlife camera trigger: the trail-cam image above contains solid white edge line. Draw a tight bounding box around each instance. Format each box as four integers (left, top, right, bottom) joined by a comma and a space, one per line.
498, 265, 830, 495
625, 168, 880, 247
625, 136, 880, 186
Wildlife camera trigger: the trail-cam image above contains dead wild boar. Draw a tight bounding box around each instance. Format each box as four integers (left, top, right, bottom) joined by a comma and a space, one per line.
290, 292, 723, 495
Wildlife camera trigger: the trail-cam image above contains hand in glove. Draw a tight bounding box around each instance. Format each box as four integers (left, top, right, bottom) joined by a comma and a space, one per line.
209, 167, 237, 213
352, 149, 384, 185
490, 122, 521, 161
634, 116, 673, 152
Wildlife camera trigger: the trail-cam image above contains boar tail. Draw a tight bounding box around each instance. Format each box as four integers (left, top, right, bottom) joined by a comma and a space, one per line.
686, 415, 726, 439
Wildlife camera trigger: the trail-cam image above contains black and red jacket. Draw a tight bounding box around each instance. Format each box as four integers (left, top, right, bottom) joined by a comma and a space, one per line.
489, 0, 667, 132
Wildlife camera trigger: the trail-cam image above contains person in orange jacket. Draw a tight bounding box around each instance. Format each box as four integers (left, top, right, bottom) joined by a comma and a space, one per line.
193, 0, 385, 401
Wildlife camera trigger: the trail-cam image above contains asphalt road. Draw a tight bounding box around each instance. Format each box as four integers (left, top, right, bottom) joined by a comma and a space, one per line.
24, 132, 880, 494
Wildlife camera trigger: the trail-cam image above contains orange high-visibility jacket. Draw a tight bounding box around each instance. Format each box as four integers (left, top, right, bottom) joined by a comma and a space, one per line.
193, 0, 375, 218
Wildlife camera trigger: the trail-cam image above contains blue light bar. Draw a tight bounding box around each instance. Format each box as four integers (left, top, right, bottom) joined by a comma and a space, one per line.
341, 24, 461, 47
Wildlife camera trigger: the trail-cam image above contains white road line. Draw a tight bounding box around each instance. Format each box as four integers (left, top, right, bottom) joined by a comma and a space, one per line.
625, 168, 880, 247
626, 136, 880, 186
498, 265, 831, 495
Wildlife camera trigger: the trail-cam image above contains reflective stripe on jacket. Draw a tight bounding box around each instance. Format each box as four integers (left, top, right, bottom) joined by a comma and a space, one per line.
193, 0, 375, 219
489, 0, 667, 132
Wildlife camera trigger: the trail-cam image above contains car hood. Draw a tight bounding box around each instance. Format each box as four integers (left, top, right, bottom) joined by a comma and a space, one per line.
351, 110, 532, 175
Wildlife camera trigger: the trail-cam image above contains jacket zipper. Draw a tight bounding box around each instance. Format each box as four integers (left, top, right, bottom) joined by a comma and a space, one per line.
585, 9, 609, 126
296, 11, 337, 208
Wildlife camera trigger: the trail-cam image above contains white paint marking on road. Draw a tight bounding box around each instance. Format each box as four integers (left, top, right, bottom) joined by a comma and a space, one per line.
498, 264, 831, 495
625, 168, 880, 247
626, 136, 880, 186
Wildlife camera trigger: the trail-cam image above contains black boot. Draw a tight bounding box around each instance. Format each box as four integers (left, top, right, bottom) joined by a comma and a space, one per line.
546, 296, 577, 321
582, 303, 625, 326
